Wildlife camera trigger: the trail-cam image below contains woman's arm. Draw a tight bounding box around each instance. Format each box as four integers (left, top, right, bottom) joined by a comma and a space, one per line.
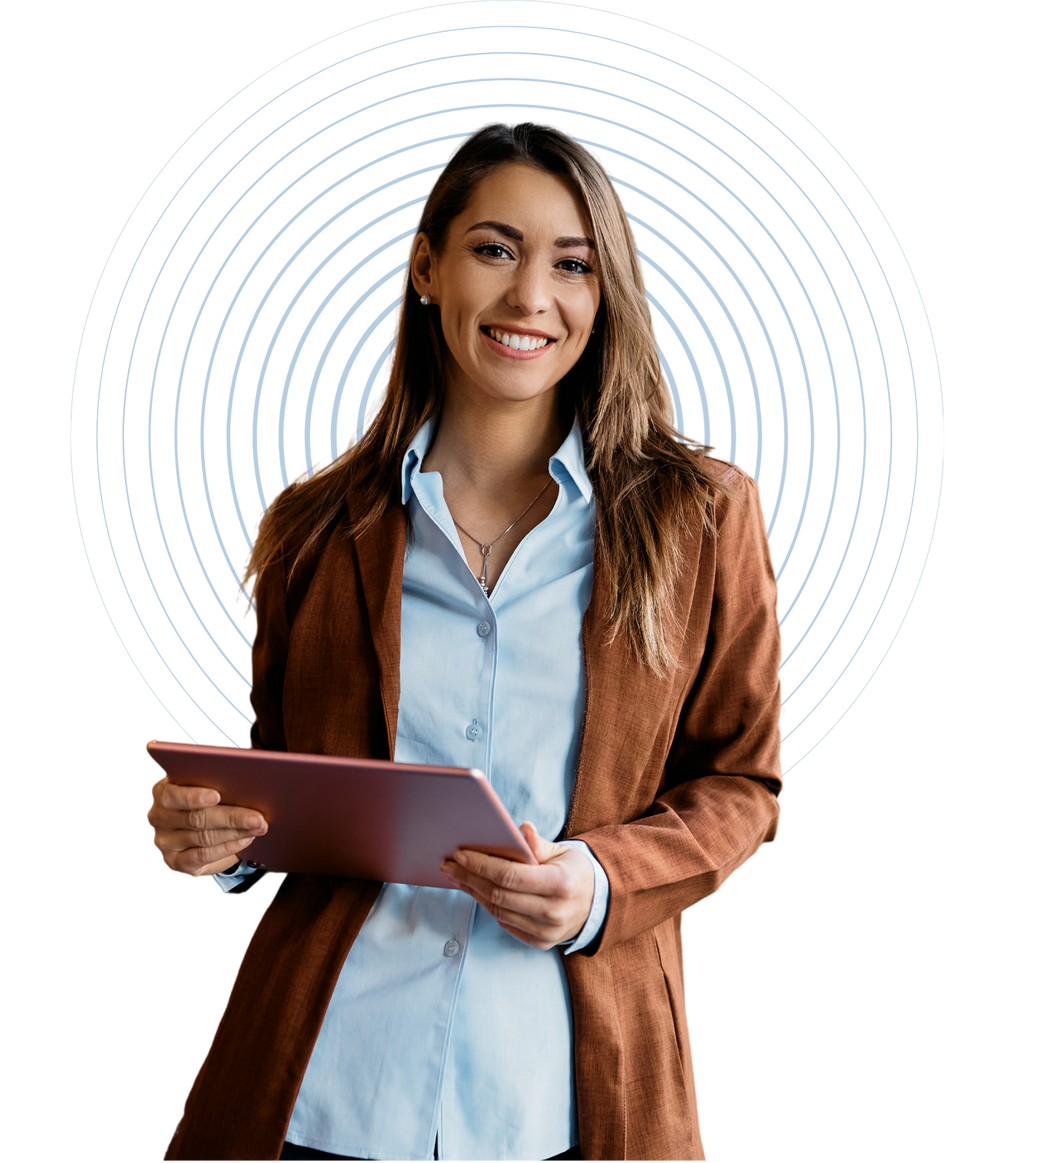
575, 472, 781, 952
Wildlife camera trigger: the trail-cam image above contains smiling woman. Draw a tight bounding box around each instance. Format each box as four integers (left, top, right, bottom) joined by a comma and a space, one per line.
412, 164, 601, 400
240, 120, 740, 674
150, 123, 782, 1161
410, 163, 602, 592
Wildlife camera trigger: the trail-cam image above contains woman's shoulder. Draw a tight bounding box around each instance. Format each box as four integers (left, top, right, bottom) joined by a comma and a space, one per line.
695, 451, 752, 488
254, 475, 355, 604
265, 468, 352, 513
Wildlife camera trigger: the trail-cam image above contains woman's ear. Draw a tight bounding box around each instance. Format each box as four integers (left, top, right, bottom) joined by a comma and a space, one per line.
409, 232, 437, 304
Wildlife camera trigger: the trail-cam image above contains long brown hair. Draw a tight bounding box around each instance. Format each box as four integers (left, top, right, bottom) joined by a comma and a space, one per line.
246, 123, 733, 673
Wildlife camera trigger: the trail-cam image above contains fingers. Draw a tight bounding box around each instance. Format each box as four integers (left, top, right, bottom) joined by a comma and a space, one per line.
156, 831, 260, 876
148, 776, 268, 876
519, 820, 557, 863
450, 844, 565, 896
188, 833, 259, 876
155, 778, 263, 825
149, 778, 267, 833
444, 851, 570, 921
440, 842, 593, 948
154, 777, 220, 811
182, 804, 267, 834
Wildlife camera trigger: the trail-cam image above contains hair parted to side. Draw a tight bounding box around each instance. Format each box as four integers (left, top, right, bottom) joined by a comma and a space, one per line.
246, 122, 735, 674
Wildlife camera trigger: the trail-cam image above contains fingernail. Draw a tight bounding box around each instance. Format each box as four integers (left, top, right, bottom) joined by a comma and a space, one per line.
246, 815, 263, 830
203, 791, 220, 805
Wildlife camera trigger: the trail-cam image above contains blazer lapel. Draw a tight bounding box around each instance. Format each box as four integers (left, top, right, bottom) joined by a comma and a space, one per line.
568, 548, 631, 835
568, 519, 703, 836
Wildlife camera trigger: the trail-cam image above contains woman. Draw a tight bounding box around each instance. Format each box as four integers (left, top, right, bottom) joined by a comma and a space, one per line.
149, 123, 782, 1161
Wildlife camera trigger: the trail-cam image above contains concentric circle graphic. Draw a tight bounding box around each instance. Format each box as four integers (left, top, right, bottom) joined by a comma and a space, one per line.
70, 1, 943, 770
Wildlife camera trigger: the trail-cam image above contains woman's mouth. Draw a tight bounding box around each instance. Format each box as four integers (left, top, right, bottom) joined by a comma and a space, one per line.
483, 326, 553, 352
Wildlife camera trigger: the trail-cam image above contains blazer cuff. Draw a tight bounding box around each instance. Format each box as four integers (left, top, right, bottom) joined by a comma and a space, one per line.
213, 861, 261, 894
559, 840, 610, 954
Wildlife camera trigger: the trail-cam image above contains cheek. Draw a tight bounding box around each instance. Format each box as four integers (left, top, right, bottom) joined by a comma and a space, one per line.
573, 298, 600, 344
438, 304, 474, 352
576, 288, 601, 334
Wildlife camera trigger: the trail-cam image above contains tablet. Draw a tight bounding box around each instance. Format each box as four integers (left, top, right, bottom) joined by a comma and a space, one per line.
147, 740, 537, 887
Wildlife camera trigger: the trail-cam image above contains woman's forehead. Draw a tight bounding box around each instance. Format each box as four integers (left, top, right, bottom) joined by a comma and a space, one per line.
456, 163, 593, 242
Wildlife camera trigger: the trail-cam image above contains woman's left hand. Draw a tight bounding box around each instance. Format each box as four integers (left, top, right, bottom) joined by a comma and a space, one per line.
441, 821, 594, 950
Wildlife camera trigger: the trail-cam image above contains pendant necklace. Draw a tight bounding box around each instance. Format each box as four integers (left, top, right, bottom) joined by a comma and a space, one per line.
449, 476, 553, 595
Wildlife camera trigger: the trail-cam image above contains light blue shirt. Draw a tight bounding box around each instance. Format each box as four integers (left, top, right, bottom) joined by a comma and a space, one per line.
218, 418, 609, 1160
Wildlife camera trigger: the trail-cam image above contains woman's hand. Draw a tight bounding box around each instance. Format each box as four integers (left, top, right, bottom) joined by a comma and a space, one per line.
440, 821, 594, 949
148, 776, 268, 876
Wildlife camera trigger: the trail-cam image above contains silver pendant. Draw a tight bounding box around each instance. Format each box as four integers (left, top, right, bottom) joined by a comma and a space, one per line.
479, 543, 492, 597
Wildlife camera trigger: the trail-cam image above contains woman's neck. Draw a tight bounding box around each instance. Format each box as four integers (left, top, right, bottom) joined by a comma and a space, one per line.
422, 390, 567, 500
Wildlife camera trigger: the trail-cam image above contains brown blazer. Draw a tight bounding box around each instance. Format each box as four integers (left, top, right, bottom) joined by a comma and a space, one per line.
166, 465, 782, 1162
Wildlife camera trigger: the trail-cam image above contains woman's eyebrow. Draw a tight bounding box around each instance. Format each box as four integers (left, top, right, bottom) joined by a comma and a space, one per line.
466, 220, 523, 240
465, 220, 596, 249
554, 235, 595, 249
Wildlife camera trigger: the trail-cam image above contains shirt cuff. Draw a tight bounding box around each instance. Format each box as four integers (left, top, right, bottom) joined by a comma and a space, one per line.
559, 839, 610, 954
213, 861, 259, 892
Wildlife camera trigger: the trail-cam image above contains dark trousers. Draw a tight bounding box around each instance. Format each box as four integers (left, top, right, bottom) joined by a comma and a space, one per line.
279, 1141, 583, 1160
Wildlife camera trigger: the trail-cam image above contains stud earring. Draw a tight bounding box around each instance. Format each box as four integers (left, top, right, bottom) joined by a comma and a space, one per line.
420, 295, 429, 306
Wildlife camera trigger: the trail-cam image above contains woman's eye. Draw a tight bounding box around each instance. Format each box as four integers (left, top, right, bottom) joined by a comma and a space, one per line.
474, 242, 514, 260
557, 258, 592, 275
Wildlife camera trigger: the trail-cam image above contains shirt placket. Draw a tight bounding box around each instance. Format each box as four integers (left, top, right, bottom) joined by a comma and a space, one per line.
410, 474, 505, 1159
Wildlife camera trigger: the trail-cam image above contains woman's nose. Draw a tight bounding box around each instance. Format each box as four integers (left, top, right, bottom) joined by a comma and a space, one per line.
506, 259, 551, 315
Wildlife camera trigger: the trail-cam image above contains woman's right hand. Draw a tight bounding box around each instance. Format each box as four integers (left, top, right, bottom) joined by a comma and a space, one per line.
148, 776, 268, 876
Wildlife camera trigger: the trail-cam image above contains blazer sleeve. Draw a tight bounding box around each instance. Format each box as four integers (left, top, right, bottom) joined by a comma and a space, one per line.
578, 474, 782, 953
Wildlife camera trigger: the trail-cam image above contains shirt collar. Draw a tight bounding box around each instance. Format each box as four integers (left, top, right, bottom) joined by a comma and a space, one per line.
400, 416, 436, 504
400, 414, 593, 504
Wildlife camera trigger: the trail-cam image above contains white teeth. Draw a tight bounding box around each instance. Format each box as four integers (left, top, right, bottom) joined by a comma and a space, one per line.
489, 327, 548, 350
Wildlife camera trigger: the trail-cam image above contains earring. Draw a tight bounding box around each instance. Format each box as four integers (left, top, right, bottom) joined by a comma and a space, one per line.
420, 295, 429, 306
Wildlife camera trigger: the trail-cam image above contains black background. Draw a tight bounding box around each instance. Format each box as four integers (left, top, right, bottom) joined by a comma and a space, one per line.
61, 6, 958, 1153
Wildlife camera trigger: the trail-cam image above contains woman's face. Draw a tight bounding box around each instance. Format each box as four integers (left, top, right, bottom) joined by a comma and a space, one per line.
411, 162, 602, 410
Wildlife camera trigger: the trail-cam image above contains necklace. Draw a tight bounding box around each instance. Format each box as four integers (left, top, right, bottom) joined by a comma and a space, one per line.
449, 479, 553, 596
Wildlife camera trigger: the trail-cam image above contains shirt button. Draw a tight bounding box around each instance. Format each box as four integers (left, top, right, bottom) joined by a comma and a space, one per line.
476, 621, 492, 637
465, 719, 483, 742
444, 939, 460, 957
